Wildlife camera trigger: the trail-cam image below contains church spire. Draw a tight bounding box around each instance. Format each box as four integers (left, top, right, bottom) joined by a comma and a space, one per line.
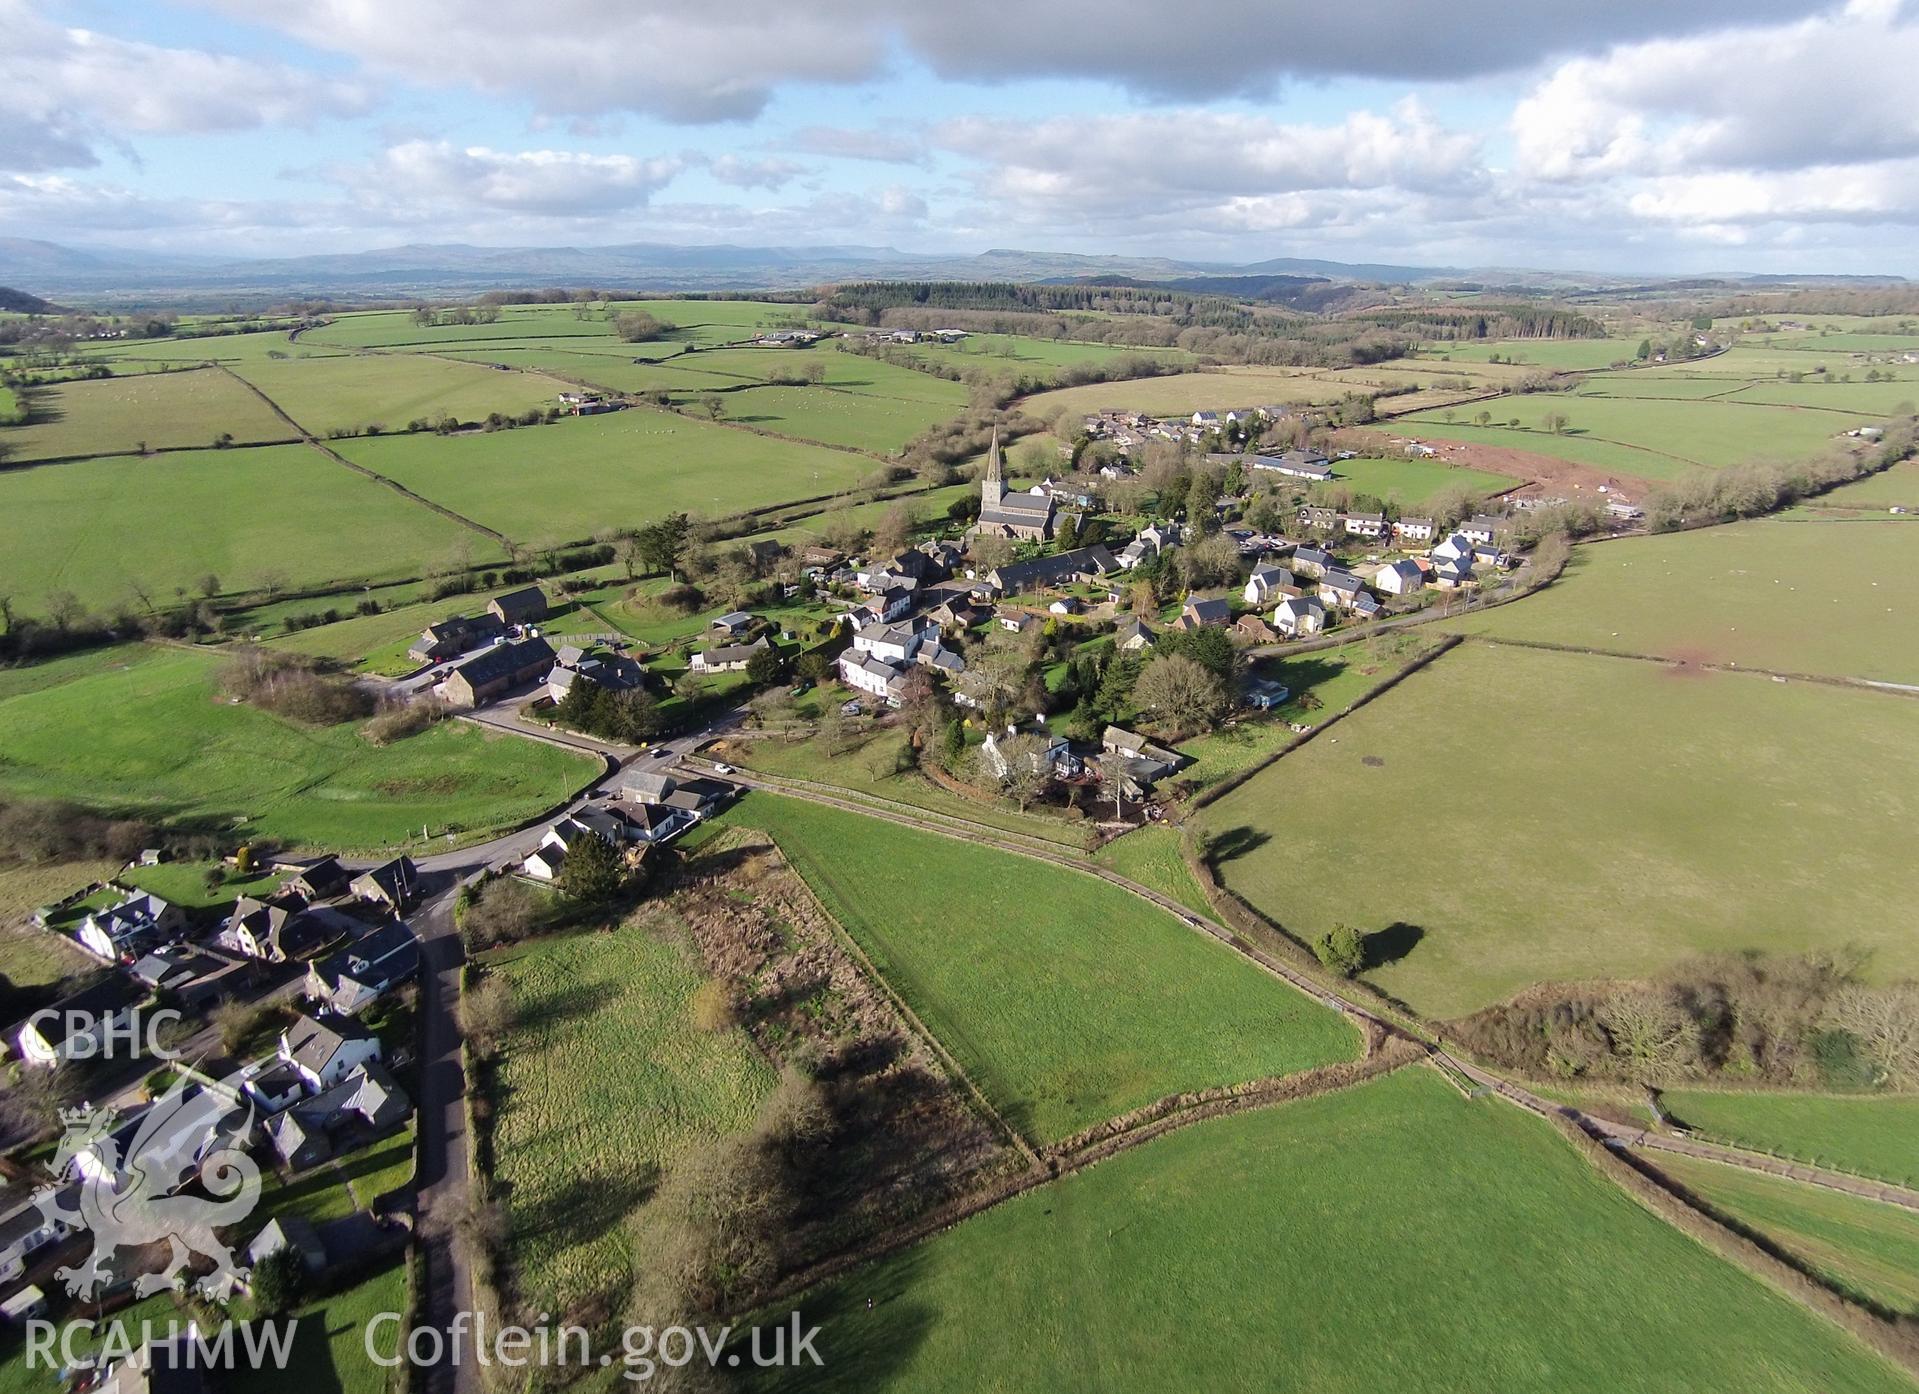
982, 425, 1004, 510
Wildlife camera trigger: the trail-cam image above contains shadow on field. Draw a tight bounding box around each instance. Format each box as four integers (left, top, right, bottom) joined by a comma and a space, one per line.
746, 1246, 937, 1390
511, 980, 622, 1032
1256, 653, 1343, 696
503, 1166, 660, 1254
1207, 825, 1270, 864
1363, 921, 1425, 970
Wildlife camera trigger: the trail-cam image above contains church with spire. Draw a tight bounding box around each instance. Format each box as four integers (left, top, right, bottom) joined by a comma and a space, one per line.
970, 427, 1057, 541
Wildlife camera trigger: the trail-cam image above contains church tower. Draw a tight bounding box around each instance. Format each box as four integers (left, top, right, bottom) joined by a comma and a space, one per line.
981, 426, 1004, 511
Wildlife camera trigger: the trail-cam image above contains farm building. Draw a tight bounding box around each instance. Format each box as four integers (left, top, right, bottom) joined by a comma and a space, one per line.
1250, 449, 1333, 480
443, 636, 557, 705
487, 586, 548, 626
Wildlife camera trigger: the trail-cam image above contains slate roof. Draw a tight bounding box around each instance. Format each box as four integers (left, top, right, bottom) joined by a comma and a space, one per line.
283, 1011, 376, 1078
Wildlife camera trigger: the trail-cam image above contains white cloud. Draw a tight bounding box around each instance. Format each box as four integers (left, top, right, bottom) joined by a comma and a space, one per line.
332, 142, 685, 218
787, 126, 927, 165
0, 0, 369, 171
705, 155, 810, 191
205, 0, 1826, 123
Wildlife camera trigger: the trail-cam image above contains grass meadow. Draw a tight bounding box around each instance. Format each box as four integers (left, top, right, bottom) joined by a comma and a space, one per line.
1652, 1153, 1919, 1317
1391, 392, 1877, 480
1309, 454, 1519, 504
1089, 826, 1213, 918
1024, 367, 1358, 419
487, 909, 775, 1317
232, 353, 572, 434
0, 646, 595, 849
335, 408, 875, 540
0, 369, 295, 460
0, 443, 498, 616
1201, 643, 1919, 1019
1444, 517, 1919, 684
749, 1067, 1913, 1394
1413, 338, 1644, 370
1658, 1091, 1919, 1186
719, 795, 1358, 1142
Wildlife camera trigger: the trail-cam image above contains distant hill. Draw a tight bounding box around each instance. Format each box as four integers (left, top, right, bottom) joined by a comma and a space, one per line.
0, 286, 57, 314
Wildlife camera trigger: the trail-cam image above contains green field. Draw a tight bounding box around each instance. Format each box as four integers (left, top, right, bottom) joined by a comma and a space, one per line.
1389, 393, 1876, 481
488, 911, 775, 1315
232, 353, 572, 434
335, 408, 875, 540
0, 646, 594, 850
1309, 454, 1519, 505
1416, 338, 1642, 370
1446, 517, 1919, 683
898, 333, 1191, 379
1660, 1092, 1919, 1185
0, 443, 499, 615
305, 300, 811, 352
707, 382, 963, 452
1090, 826, 1213, 918
752, 1067, 1912, 1393
441, 346, 747, 396
0, 369, 295, 460
720, 795, 1358, 1142
1024, 367, 1357, 420
1802, 460, 1919, 509
1202, 643, 1919, 1019
1653, 1153, 1919, 1316
74, 328, 344, 366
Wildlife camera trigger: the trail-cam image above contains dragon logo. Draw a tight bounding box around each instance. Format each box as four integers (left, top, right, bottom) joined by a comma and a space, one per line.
33, 1070, 262, 1299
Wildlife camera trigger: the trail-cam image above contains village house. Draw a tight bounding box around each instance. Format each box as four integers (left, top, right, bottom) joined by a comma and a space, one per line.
224, 895, 358, 963
284, 854, 351, 901
1373, 559, 1425, 596
487, 586, 548, 627
1114, 616, 1156, 652
1318, 569, 1368, 611
1431, 532, 1477, 564
546, 646, 648, 703
407, 612, 504, 665
128, 944, 243, 1006
1432, 556, 1475, 588
981, 726, 1079, 782
1394, 516, 1436, 544
443, 635, 556, 706
15, 976, 146, 1068
280, 1011, 382, 1092
1460, 514, 1508, 546
1243, 562, 1296, 606
838, 651, 911, 705
1297, 505, 1340, 533
1342, 511, 1388, 539
1291, 546, 1335, 579
0, 1198, 76, 1284
351, 857, 419, 912
690, 636, 771, 673
268, 1063, 410, 1172
1099, 725, 1185, 798
852, 621, 924, 665
305, 920, 419, 1015
979, 545, 1118, 598
76, 892, 184, 964
1176, 597, 1232, 630
1273, 595, 1327, 637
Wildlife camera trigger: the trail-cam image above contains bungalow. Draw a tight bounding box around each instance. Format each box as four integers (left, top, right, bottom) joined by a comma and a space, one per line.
267, 1063, 410, 1172
1460, 514, 1508, 546
1342, 511, 1387, 539
0, 1199, 75, 1284
1234, 614, 1280, 644
1318, 569, 1367, 611
521, 844, 565, 883
76, 892, 184, 964
1272, 595, 1326, 637
1291, 546, 1335, 579
981, 545, 1118, 598
1177, 597, 1232, 630
1048, 597, 1080, 615
351, 857, 419, 912
280, 1010, 382, 1092
1394, 516, 1436, 544
995, 610, 1038, 635
660, 778, 732, 819
1114, 616, 1156, 652
1373, 559, 1425, 596
443, 636, 556, 706
1251, 449, 1333, 481
1243, 562, 1296, 606
690, 636, 770, 673
15, 976, 145, 1068
1297, 505, 1340, 533
487, 586, 547, 627
304, 920, 419, 1015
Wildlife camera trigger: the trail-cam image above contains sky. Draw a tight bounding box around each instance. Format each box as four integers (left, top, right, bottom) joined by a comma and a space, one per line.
5, 0, 1919, 274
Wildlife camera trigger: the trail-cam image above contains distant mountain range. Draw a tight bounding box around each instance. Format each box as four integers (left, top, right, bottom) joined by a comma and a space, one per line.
0, 236, 1904, 306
